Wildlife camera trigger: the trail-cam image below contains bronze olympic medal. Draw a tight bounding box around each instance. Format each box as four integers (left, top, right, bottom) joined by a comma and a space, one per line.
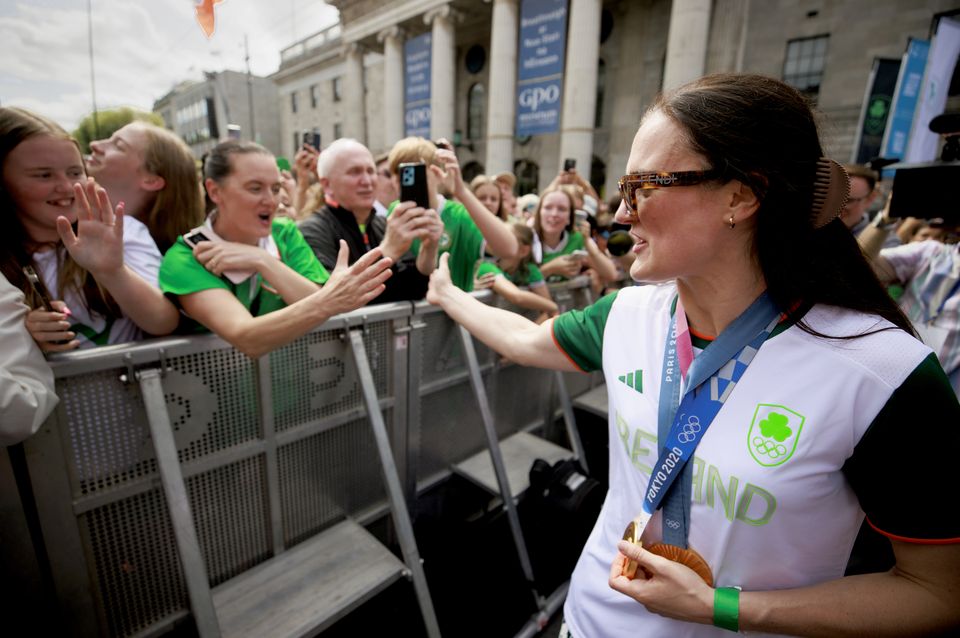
620, 520, 642, 578
645, 543, 714, 586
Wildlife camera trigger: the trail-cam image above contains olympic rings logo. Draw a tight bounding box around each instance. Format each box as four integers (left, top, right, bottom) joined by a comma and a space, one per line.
677, 415, 701, 444
752, 436, 787, 458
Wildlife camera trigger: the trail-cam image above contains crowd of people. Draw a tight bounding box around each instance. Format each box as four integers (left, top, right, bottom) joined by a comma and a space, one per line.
2, 70, 959, 636
0, 104, 630, 442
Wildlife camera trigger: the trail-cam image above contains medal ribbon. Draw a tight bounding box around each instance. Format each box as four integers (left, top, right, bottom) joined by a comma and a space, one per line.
633, 291, 781, 548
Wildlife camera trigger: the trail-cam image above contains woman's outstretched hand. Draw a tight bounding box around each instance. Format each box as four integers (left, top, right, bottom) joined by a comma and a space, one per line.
319, 240, 392, 314
426, 252, 455, 306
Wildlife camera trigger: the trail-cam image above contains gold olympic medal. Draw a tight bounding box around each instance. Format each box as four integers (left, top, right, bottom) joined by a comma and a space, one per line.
620, 520, 642, 578
644, 543, 714, 586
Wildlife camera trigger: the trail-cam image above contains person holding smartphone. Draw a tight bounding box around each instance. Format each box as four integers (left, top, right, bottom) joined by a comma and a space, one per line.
534, 186, 617, 284
0, 107, 180, 352
386, 136, 519, 292
297, 138, 442, 303
159, 140, 392, 358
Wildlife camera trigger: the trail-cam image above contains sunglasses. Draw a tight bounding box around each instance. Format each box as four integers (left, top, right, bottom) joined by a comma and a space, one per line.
618, 169, 720, 214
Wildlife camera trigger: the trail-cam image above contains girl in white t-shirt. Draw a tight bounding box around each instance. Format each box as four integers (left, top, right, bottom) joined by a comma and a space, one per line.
0, 107, 179, 351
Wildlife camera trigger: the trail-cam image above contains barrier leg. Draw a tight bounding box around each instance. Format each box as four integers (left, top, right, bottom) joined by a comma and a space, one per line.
552, 371, 589, 476
347, 329, 442, 638
457, 326, 544, 612
137, 368, 221, 638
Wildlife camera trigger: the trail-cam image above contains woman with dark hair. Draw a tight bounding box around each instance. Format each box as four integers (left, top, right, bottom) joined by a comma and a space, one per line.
427, 74, 959, 636
159, 140, 392, 359
1, 107, 179, 351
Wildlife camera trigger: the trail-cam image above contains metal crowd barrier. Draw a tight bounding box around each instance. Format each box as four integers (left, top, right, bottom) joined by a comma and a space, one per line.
3, 277, 601, 638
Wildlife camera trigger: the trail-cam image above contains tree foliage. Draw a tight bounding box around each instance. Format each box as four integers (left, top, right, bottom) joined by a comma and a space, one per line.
72, 107, 164, 153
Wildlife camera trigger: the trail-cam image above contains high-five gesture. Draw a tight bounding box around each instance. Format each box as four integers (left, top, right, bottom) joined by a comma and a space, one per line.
56, 177, 124, 278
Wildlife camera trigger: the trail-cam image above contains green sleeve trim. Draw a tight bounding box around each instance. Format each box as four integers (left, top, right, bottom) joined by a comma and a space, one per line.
551, 290, 619, 372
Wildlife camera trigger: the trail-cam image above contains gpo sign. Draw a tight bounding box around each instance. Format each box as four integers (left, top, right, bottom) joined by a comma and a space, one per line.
405, 107, 431, 129
519, 84, 560, 112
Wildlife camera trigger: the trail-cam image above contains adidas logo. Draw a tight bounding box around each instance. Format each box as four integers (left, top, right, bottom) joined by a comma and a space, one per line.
618, 370, 643, 393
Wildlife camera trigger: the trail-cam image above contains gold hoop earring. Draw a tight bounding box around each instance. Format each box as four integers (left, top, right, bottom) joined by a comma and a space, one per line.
728, 214, 736, 229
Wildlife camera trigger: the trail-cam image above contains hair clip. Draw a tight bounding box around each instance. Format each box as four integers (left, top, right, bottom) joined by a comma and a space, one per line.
811, 158, 849, 229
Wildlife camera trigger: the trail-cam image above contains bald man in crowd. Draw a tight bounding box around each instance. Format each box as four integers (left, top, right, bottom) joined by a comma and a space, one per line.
298, 138, 443, 303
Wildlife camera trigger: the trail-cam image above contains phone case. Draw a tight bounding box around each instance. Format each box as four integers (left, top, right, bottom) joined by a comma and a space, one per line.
399, 163, 430, 209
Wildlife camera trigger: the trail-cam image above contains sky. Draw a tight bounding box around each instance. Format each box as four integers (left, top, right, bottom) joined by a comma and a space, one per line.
0, 0, 340, 131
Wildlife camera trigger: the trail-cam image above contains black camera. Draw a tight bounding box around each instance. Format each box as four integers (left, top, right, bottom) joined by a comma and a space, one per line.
885, 112, 959, 224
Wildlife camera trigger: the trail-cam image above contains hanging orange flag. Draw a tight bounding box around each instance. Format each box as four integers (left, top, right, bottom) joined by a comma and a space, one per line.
195, 0, 225, 39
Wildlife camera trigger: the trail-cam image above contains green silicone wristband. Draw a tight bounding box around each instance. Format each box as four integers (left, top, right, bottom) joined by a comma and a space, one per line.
713, 586, 740, 632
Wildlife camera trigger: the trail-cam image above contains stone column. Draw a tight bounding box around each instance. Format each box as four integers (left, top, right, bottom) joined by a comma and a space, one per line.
424, 5, 457, 141
558, 0, 602, 175
485, 0, 519, 175
662, 0, 712, 91
342, 42, 366, 141
378, 26, 405, 146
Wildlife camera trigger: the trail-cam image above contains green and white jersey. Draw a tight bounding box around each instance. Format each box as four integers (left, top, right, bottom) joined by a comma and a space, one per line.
160, 217, 329, 322
553, 283, 960, 638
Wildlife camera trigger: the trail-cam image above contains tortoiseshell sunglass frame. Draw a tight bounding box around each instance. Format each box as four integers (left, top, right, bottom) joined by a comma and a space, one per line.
618, 170, 721, 214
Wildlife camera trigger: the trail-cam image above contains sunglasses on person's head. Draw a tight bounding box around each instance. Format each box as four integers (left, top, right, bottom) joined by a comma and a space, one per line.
618, 169, 720, 214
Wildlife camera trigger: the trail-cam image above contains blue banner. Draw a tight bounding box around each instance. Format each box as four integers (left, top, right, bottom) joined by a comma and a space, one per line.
881, 38, 929, 165
404, 32, 432, 138
516, 0, 568, 137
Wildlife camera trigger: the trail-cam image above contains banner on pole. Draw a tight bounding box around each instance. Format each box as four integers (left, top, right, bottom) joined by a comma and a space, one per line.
882, 38, 930, 164
905, 17, 960, 162
852, 58, 901, 164
516, 0, 568, 137
404, 32, 432, 138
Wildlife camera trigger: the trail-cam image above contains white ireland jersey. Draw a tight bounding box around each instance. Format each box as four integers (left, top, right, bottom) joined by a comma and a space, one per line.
554, 283, 947, 638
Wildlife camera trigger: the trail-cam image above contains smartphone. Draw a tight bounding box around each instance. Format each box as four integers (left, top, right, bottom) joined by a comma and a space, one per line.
570, 249, 589, 259
574, 209, 589, 223
563, 158, 576, 172
183, 229, 212, 248
303, 132, 321, 150
22, 265, 55, 311
398, 162, 430, 209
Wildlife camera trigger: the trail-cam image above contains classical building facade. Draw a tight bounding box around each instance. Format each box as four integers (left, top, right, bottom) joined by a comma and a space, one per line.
154, 70, 282, 158
271, 0, 959, 196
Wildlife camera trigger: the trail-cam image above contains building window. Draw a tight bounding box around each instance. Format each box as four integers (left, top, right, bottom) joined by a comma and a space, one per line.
595, 59, 606, 129
332, 77, 342, 102
462, 161, 484, 183
783, 35, 829, 100
310, 84, 319, 109
293, 133, 299, 156
333, 122, 342, 139
467, 83, 485, 141
291, 91, 298, 114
